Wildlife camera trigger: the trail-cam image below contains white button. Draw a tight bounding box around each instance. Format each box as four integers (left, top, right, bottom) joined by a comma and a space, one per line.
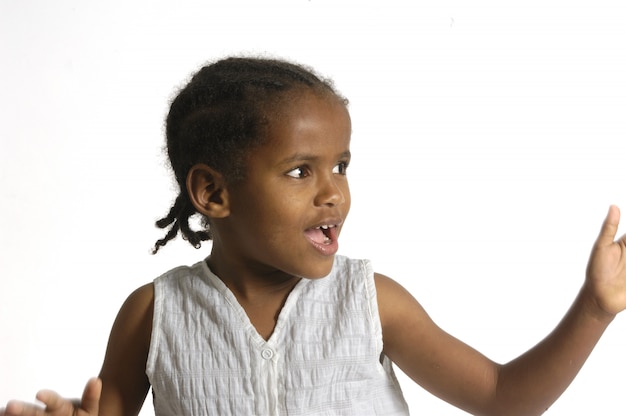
261, 349, 274, 360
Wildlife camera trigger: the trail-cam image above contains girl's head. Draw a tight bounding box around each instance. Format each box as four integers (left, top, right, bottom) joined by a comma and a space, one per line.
153, 57, 348, 254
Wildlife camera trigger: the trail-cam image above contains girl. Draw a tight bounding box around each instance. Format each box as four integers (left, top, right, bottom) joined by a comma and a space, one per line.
3, 57, 626, 415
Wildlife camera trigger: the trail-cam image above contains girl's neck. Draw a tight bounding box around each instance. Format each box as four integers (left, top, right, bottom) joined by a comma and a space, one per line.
205, 250, 301, 303
205, 250, 301, 341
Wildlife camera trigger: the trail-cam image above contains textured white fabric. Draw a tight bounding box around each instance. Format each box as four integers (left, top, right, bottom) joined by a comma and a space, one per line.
146, 255, 410, 415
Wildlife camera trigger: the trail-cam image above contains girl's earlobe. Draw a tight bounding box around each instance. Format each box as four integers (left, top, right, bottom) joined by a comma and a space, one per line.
186, 164, 230, 218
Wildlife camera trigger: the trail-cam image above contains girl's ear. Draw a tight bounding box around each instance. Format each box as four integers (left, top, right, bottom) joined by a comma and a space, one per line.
186, 164, 230, 218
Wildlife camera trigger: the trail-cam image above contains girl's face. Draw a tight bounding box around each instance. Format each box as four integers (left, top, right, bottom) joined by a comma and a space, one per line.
220, 90, 352, 280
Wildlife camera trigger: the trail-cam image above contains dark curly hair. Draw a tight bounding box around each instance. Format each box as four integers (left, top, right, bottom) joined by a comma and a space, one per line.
152, 56, 346, 253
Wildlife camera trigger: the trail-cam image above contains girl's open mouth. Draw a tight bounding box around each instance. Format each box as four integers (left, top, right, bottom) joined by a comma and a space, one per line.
304, 224, 336, 245
304, 224, 340, 255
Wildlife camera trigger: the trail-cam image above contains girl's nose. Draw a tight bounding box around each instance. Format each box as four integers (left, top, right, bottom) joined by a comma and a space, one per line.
314, 175, 346, 207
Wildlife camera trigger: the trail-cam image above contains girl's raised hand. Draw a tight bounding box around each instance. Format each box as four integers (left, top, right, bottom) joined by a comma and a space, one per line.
1, 378, 101, 416
586, 205, 626, 316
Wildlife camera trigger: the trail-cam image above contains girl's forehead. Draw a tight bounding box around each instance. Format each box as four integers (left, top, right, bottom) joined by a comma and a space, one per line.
257, 92, 351, 155
276, 87, 348, 116
273, 94, 349, 134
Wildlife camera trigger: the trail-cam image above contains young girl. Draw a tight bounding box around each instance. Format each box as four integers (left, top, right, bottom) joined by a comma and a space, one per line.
2, 57, 625, 415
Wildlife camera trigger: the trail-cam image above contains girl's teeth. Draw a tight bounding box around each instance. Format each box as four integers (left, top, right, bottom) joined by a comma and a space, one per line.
315, 225, 334, 244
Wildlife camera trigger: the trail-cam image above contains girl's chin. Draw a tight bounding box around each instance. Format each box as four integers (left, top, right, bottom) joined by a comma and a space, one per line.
296, 257, 336, 280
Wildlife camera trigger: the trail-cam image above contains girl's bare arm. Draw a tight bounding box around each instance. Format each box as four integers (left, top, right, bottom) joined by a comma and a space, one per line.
1, 284, 154, 416
97, 284, 154, 416
379, 205, 625, 416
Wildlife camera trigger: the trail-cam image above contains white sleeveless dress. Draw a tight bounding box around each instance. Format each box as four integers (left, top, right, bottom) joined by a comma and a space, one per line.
146, 255, 410, 415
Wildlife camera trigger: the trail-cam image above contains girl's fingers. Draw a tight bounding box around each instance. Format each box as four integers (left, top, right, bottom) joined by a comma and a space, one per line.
79, 378, 101, 415
3, 400, 45, 416
596, 205, 621, 248
1, 377, 100, 416
34, 390, 69, 414
4, 401, 27, 416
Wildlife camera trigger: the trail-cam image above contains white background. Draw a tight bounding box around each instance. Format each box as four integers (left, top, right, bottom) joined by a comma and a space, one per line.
1, 1, 625, 414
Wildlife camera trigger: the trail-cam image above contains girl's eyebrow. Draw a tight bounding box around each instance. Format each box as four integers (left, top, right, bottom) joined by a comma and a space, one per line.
279, 150, 351, 166
339, 150, 352, 160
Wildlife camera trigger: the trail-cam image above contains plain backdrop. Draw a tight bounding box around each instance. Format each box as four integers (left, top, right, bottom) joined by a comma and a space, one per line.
1, 1, 625, 414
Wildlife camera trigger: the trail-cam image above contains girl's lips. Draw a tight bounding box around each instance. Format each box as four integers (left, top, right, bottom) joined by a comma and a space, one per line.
304, 224, 339, 256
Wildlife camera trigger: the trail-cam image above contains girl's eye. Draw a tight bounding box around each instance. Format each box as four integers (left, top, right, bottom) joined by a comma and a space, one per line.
333, 161, 349, 175
286, 166, 308, 179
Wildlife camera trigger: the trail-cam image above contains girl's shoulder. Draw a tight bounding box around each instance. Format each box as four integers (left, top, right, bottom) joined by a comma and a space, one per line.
106, 282, 154, 354
125, 283, 155, 317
